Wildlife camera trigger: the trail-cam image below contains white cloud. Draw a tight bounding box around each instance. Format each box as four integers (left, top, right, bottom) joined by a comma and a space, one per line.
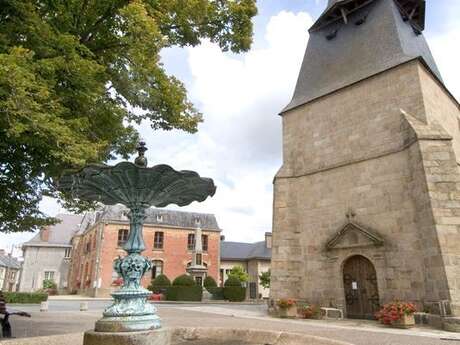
138, 11, 312, 242
429, 30, 460, 101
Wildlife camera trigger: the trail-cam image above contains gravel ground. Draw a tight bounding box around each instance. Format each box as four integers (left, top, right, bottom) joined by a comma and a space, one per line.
2, 301, 460, 345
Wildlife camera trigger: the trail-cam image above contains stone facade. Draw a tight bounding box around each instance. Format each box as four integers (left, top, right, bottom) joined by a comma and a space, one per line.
19, 214, 82, 292
220, 233, 271, 299
272, 59, 460, 315
0, 250, 21, 292
68, 206, 221, 297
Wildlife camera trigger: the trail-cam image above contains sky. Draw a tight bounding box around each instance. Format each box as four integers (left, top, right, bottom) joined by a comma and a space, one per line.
1, 0, 460, 253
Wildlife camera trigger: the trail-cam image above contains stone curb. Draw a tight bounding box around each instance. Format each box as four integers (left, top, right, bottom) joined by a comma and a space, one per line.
83, 327, 353, 345
47, 296, 266, 305
2, 328, 353, 345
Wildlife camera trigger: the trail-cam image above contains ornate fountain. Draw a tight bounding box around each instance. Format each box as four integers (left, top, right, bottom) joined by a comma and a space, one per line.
58, 142, 216, 333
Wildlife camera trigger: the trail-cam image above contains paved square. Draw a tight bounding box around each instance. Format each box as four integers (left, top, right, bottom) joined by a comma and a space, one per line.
3, 301, 460, 345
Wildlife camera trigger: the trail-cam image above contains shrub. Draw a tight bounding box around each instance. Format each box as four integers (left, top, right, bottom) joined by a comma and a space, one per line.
148, 274, 171, 293
224, 286, 246, 302
172, 274, 196, 286
207, 287, 225, 300
224, 276, 242, 287
165, 286, 202, 301
4, 292, 48, 304
203, 276, 217, 289
259, 270, 270, 289
227, 266, 249, 283
43, 279, 57, 289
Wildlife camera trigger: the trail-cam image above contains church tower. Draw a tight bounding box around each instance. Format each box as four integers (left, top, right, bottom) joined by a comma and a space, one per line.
271, 0, 460, 319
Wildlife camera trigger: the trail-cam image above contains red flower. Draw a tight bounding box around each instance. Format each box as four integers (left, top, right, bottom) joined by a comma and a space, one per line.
375, 301, 417, 325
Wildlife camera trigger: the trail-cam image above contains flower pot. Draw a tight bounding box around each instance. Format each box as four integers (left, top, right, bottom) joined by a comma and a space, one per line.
278, 306, 297, 318
392, 314, 415, 329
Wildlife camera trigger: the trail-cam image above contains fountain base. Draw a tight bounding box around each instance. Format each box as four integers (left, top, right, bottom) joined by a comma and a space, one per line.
95, 314, 161, 333
95, 287, 161, 332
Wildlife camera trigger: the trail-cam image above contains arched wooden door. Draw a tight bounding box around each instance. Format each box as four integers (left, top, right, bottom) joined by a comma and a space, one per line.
343, 255, 380, 319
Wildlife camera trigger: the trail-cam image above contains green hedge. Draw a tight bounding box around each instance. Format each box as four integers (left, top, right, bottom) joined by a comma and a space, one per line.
204, 276, 217, 289
148, 274, 171, 294
224, 276, 242, 287
207, 287, 224, 300
224, 286, 246, 302
172, 274, 196, 286
4, 292, 48, 304
165, 286, 202, 301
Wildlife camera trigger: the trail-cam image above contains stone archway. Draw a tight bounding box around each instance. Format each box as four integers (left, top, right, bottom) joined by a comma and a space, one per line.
343, 255, 380, 319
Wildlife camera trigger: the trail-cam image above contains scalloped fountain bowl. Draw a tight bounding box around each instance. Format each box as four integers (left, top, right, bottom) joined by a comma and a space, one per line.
83, 327, 353, 345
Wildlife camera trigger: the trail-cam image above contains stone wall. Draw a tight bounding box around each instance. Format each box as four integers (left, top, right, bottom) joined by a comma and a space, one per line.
271, 60, 460, 315
20, 246, 70, 292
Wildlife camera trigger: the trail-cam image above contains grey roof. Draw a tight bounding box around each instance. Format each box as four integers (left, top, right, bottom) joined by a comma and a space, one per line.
0, 254, 21, 269
93, 204, 221, 231
24, 214, 83, 247
282, 0, 441, 113
221, 241, 271, 261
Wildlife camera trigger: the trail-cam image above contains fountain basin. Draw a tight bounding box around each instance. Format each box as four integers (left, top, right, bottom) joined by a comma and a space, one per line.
83, 327, 352, 345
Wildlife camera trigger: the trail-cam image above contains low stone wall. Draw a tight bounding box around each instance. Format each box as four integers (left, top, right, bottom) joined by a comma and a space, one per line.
2, 333, 83, 345
83, 327, 353, 345
3, 327, 353, 345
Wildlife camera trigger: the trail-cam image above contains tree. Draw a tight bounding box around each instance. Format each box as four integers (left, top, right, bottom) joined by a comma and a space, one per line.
0, 0, 257, 233
228, 265, 248, 283
259, 270, 270, 289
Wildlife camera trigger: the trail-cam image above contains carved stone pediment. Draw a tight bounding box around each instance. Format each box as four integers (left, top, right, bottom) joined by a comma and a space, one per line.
326, 221, 384, 251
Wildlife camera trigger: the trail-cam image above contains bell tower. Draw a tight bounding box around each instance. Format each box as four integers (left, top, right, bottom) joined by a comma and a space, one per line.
271, 0, 460, 318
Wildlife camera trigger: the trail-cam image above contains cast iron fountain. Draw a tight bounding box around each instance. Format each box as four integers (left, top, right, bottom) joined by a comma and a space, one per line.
58, 142, 216, 333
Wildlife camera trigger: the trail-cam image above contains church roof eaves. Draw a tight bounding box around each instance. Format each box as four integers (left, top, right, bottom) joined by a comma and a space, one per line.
281, 0, 442, 115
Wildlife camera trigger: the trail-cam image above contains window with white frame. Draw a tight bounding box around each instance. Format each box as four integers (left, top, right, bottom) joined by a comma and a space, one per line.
64, 248, 71, 258
44, 271, 55, 281
8, 271, 16, 280
151, 260, 164, 279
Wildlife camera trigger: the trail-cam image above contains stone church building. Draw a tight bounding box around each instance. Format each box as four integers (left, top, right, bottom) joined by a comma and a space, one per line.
271, 0, 460, 319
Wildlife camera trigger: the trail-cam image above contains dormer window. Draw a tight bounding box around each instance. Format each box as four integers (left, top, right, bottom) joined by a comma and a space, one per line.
195, 217, 201, 226
156, 214, 163, 222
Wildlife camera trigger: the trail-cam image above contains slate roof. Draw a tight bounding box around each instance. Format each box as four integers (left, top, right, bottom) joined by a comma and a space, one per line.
0, 254, 21, 269
221, 241, 271, 261
282, 0, 442, 113
93, 205, 221, 231
23, 214, 83, 247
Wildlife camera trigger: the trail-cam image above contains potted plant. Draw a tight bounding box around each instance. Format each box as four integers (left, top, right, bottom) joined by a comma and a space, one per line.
42, 279, 58, 295
298, 303, 320, 319
376, 301, 417, 328
277, 298, 297, 318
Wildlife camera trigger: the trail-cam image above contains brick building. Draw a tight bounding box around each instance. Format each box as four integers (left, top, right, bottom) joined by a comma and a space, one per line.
68, 205, 221, 297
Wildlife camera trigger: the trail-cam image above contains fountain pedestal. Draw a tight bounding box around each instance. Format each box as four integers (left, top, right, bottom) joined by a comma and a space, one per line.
95, 288, 161, 332
58, 142, 216, 336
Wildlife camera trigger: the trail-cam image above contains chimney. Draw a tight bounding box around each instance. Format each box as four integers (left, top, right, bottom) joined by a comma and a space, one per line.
265, 232, 272, 249
40, 227, 50, 242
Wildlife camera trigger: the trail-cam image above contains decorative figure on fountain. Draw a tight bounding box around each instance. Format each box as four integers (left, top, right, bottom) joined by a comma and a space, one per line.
58, 141, 216, 332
